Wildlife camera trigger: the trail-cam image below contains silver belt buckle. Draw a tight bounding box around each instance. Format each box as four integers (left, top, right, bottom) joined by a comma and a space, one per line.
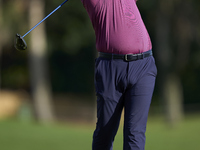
125, 54, 132, 61
125, 54, 128, 61
124, 53, 144, 61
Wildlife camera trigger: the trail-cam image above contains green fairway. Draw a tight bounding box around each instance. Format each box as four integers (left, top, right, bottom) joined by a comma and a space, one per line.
145, 115, 200, 150
0, 115, 200, 150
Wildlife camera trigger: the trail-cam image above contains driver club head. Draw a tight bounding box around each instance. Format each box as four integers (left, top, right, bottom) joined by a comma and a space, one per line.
15, 33, 27, 51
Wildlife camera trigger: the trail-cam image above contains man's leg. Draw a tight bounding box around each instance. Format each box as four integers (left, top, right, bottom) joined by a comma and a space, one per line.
92, 58, 127, 150
92, 94, 124, 150
123, 58, 157, 150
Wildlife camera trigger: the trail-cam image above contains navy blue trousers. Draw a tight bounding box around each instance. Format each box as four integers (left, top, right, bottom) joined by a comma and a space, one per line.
92, 55, 157, 150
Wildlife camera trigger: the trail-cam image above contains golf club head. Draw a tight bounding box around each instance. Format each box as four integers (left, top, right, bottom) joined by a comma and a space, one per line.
15, 33, 27, 51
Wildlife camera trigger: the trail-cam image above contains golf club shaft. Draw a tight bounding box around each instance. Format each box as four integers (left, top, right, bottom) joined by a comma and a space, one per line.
22, 0, 68, 38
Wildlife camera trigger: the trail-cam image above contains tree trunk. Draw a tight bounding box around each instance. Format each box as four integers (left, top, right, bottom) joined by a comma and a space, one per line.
29, 0, 54, 123
155, 4, 184, 126
164, 74, 184, 126
0, 0, 3, 90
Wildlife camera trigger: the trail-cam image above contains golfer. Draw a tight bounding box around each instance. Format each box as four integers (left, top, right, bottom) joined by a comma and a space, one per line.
81, 0, 157, 149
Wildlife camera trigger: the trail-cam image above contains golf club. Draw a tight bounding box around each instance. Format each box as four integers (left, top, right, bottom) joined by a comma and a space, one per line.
15, 0, 69, 51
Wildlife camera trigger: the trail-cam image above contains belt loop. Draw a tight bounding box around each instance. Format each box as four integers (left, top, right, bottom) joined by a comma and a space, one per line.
138, 53, 143, 59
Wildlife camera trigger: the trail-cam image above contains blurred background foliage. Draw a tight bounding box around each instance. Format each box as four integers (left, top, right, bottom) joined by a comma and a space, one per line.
1, 0, 96, 94
0, 0, 200, 123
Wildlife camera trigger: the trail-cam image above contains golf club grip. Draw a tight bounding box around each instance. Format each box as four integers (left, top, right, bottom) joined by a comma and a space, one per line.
22, 0, 69, 38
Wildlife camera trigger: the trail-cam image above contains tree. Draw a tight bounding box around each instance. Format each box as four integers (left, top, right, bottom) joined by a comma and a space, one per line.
29, 0, 54, 123
0, 0, 3, 90
154, 0, 185, 126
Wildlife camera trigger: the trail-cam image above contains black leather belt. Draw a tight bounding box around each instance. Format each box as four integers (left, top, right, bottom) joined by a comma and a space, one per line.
98, 50, 153, 61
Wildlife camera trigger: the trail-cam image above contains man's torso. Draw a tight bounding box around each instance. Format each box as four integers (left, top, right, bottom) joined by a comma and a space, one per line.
82, 0, 152, 54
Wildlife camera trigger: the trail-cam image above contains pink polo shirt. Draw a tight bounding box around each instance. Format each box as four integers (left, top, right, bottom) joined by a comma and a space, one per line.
81, 0, 152, 54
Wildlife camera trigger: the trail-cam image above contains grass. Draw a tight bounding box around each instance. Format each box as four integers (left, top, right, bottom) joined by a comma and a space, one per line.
145, 115, 200, 150
0, 120, 93, 150
0, 115, 200, 150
